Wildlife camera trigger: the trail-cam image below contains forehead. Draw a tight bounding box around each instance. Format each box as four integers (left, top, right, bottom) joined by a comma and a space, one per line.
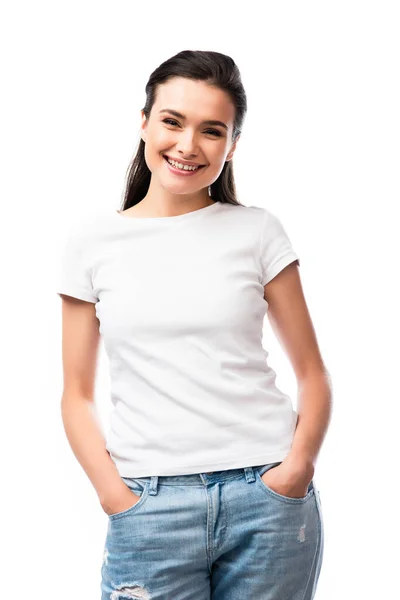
154, 77, 235, 123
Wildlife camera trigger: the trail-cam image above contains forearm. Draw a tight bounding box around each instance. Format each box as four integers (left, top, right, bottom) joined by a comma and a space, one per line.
286, 369, 333, 469
61, 395, 126, 506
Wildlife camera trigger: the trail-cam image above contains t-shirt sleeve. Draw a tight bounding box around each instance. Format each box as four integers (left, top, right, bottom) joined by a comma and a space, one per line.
55, 219, 98, 303
259, 208, 300, 286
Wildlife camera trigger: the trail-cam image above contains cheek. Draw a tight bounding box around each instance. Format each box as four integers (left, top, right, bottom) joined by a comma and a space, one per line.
210, 150, 228, 169
210, 142, 229, 163
153, 129, 175, 148
144, 136, 169, 165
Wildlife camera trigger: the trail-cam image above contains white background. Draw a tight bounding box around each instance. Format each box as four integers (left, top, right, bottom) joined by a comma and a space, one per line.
1, 1, 399, 598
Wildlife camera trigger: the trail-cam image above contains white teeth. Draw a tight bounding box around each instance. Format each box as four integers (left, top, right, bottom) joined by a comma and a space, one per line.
166, 157, 200, 171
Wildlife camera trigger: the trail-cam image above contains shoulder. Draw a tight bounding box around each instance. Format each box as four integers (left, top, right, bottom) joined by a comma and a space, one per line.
219, 202, 269, 223
59, 209, 113, 264
232, 203, 272, 223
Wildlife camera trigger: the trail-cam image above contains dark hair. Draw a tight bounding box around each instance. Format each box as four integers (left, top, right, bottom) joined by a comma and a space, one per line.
120, 50, 247, 210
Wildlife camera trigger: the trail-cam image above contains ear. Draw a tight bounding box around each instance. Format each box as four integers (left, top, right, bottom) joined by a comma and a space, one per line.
140, 111, 148, 143
226, 134, 240, 162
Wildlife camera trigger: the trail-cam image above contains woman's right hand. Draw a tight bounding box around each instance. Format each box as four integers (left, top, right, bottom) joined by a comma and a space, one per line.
100, 488, 141, 517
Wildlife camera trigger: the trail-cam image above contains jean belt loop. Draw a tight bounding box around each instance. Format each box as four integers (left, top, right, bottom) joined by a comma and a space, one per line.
244, 467, 256, 483
149, 475, 159, 495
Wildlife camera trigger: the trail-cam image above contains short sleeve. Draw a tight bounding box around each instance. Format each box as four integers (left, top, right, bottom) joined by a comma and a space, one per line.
259, 208, 300, 286
55, 219, 98, 303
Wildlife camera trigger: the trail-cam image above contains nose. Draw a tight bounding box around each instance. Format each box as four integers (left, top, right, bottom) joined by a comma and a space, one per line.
175, 130, 199, 157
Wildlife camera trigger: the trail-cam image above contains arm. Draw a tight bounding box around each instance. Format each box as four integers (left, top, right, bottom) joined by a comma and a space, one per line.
263, 262, 333, 488
59, 294, 133, 512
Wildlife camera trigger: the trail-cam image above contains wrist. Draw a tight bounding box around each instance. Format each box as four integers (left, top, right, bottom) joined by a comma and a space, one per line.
284, 452, 315, 475
98, 479, 128, 508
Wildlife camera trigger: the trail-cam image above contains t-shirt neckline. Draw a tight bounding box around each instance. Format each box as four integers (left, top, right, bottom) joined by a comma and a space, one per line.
114, 200, 221, 223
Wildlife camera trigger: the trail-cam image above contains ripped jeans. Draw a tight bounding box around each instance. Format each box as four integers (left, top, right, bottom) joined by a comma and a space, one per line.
101, 461, 324, 599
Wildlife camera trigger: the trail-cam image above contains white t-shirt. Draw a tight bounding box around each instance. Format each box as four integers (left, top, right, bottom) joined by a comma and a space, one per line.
56, 201, 300, 477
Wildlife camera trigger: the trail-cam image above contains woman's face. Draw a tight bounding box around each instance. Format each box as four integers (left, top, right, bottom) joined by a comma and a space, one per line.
140, 77, 239, 197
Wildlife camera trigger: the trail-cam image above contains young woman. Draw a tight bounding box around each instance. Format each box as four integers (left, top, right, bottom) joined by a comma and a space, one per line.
57, 49, 331, 600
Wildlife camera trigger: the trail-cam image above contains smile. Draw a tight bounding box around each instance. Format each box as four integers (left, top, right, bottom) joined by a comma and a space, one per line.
163, 155, 206, 176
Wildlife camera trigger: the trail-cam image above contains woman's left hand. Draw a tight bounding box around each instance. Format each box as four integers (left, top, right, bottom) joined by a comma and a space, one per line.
261, 458, 315, 499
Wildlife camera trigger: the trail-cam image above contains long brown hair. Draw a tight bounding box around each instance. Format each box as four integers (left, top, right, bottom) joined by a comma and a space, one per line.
120, 50, 248, 210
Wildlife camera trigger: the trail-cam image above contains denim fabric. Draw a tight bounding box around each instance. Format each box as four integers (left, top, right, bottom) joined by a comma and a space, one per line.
101, 461, 324, 599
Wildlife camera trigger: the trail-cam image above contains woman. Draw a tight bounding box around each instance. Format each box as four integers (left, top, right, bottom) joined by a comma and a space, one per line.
57, 50, 331, 600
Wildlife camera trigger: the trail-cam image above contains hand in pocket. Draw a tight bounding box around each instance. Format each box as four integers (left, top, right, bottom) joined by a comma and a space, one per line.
261, 463, 313, 499
101, 488, 141, 517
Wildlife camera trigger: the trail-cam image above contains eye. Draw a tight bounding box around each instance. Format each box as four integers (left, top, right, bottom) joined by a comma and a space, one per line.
162, 118, 222, 137
205, 129, 222, 138
162, 118, 179, 127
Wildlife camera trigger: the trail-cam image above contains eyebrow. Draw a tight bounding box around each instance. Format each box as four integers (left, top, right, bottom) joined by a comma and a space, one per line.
159, 109, 228, 131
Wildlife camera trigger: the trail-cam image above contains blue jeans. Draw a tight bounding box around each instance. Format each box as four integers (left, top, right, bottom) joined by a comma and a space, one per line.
101, 461, 324, 599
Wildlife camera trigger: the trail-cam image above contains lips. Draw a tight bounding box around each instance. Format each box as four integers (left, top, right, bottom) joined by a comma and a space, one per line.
163, 155, 206, 168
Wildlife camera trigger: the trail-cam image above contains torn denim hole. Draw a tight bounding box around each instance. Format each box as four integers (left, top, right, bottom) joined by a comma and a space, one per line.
110, 583, 151, 599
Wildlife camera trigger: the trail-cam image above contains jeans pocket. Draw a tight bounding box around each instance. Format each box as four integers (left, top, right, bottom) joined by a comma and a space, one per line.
255, 463, 315, 505
107, 477, 149, 520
